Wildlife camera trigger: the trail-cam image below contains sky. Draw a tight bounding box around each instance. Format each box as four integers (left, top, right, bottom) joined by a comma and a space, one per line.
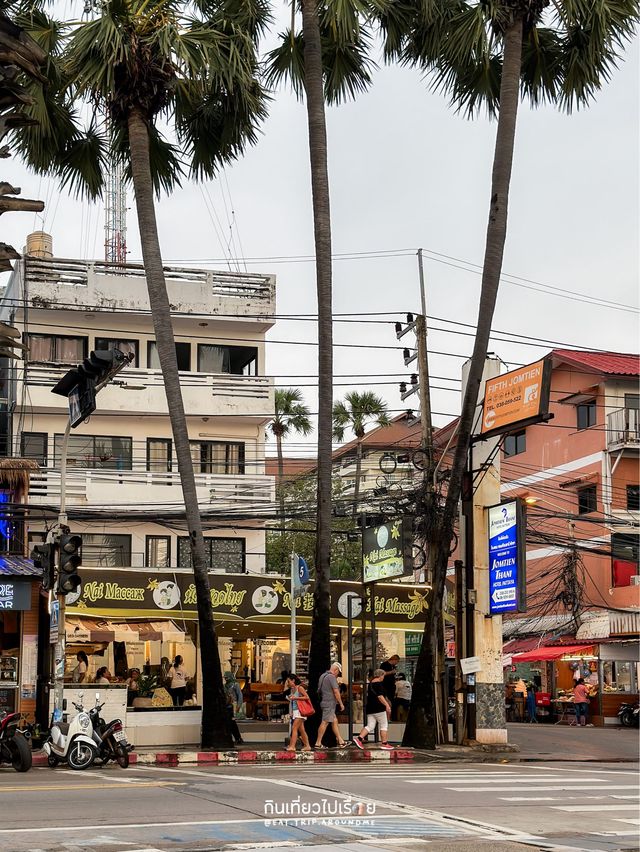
2, 14, 638, 457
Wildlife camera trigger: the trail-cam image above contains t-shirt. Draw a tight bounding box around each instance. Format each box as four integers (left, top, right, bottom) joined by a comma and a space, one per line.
573, 683, 590, 703
395, 680, 412, 701
318, 671, 339, 706
72, 661, 87, 683
380, 662, 397, 701
366, 681, 387, 715
169, 665, 187, 688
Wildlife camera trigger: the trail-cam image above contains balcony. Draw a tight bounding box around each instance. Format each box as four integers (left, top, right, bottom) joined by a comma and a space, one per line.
28, 468, 275, 514
22, 256, 275, 322
22, 364, 274, 420
607, 407, 640, 451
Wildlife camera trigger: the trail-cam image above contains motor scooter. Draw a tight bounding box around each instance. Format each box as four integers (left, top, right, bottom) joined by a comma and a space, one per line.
618, 701, 639, 728
0, 711, 32, 772
42, 692, 97, 770
89, 693, 133, 768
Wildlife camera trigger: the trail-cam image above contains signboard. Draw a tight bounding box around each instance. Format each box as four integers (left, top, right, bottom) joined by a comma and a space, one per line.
363, 519, 414, 584
460, 656, 482, 675
50, 600, 60, 644
488, 500, 526, 615
0, 578, 32, 610
481, 357, 551, 436
0, 687, 16, 714
66, 569, 430, 628
405, 631, 423, 656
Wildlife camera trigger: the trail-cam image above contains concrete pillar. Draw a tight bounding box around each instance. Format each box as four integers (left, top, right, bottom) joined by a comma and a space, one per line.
462, 356, 508, 745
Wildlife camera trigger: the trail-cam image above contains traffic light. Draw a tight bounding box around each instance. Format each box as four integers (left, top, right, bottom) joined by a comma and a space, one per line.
51, 349, 131, 428
58, 534, 82, 594
31, 542, 55, 592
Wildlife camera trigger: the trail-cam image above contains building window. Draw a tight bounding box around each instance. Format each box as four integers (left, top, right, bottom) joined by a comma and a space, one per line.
576, 400, 597, 430
190, 441, 244, 475
80, 533, 132, 567
148, 341, 191, 371
627, 485, 640, 511
95, 338, 139, 367
54, 434, 132, 469
504, 430, 526, 457
197, 344, 257, 375
577, 485, 597, 514
146, 536, 171, 567
20, 432, 47, 466
625, 393, 640, 410
146, 438, 172, 472
177, 537, 245, 573
28, 334, 87, 364
612, 532, 640, 587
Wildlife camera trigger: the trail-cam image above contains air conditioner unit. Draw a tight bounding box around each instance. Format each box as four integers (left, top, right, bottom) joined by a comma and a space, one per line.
630, 576, 640, 586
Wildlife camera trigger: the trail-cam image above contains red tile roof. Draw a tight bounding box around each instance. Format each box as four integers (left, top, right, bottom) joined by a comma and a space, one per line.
331, 413, 422, 460
552, 349, 639, 377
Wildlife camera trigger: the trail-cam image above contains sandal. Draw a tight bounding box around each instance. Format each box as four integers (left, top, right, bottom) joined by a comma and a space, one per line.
302, 747, 312, 752
285, 747, 297, 752
314, 744, 328, 750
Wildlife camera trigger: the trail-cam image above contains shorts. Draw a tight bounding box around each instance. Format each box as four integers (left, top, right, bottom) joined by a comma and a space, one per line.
321, 704, 337, 723
364, 710, 388, 733
291, 709, 302, 720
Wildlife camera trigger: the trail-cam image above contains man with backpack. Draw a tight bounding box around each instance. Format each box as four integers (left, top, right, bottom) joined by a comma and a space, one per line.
353, 669, 394, 750
314, 662, 350, 750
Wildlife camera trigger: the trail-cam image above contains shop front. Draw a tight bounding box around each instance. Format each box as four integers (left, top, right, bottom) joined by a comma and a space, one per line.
63, 568, 430, 744
505, 640, 639, 725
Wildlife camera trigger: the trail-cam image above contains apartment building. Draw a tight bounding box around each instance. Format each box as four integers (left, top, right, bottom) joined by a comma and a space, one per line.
0, 233, 276, 575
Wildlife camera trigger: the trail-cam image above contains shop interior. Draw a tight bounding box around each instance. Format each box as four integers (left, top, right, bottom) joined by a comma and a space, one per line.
0, 610, 19, 713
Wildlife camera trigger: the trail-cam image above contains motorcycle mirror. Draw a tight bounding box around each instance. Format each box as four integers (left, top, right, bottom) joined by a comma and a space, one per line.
95, 692, 100, 701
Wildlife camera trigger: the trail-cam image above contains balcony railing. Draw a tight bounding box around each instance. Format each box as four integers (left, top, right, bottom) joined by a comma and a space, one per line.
24, 256, 274, 303
607, 407, 640, 449
28, 468, 274, 509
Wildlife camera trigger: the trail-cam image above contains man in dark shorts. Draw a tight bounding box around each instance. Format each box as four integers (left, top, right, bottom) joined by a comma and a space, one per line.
315, 662, 349, 749
353, 669, 393, 750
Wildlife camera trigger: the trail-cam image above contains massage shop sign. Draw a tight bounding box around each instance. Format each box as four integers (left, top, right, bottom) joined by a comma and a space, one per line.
66, 570, 429, 628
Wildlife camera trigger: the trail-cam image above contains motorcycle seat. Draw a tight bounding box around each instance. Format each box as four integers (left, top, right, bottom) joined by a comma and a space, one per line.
56, 722, 70, 735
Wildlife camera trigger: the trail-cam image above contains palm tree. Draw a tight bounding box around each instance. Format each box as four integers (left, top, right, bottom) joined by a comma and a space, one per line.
377, 0, 639, 749
332, 391, 390, 519
265, 3, 377, 696
13, 0, 268, 749
269, 388, 313, 538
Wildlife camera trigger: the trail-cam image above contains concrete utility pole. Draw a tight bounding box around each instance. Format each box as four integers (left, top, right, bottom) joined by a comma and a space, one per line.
459, 355, 507, 745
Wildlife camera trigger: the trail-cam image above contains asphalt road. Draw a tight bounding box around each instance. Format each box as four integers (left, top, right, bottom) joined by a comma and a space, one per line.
0, 759, 638, 852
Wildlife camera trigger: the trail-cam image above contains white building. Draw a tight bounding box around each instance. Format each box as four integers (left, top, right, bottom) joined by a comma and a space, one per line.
0, 233, 276, 577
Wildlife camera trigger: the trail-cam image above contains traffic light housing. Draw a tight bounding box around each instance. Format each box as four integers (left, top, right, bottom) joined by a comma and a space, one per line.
58, 534, 82, 594
51, 349, 130, 428
31, 542, 55, 592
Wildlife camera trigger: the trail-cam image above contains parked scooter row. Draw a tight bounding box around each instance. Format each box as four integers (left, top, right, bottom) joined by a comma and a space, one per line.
0, 709, 32, 772
617, 701, 639, 728
43, 691, 133, 770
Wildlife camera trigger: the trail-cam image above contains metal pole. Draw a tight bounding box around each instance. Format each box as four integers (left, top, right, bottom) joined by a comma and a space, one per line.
52, 418, 72, 723
370, 581, 377, 670
347, 595, 354, 742
290, 551, 296, 674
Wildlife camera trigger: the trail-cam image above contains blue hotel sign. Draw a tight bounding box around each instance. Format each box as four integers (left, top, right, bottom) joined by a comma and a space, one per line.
488, 500, 526, 615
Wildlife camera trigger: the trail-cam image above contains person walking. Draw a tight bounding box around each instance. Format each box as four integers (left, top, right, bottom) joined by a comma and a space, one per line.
286, 673, 312, 752
315, 662, 349, 750
572, 678, 590, 727
167, 655, 188, 706
353, 669, 394, 750
72, 651, 89, 683
380, 655, 400, 712
224, 671, 244, 745
393, 673, 412, 722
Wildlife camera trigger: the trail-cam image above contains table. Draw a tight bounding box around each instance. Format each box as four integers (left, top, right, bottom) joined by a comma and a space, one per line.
552, 698, 576, 725
255, 699, 289, 720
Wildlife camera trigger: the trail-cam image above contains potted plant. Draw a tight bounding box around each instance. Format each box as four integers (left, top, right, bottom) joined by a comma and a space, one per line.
132, 674, 158, 708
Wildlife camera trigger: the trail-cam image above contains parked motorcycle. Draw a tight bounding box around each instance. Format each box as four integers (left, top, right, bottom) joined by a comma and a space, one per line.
0, 711, 32, 772
89, 695, 133, 768
42, 692, 97, 770
618, 701, 639, 728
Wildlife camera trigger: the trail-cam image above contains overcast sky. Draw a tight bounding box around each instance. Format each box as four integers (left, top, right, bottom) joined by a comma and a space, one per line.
2, 18, 638, 454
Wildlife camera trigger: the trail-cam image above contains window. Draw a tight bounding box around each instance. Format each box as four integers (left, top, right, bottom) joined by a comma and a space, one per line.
148, 341, 191, 371
190, 441, 244, 475
146, 536, 170, 568
625, 394, 640, 410
577, 401, 597, 430
197, 344, 257, 375
627, 485, 640, 511
20, 432, 47, 466
95, 338, 139, 367
28, 334, 87, 364
504, 430, 526, 457
612, 532, 640, 587
177, 537, 245, 573
80, 533, 131, 567
146, 438, 172, 472
54, 434, 132, 469
602, 661, 633, 693
578, 485, 597, 514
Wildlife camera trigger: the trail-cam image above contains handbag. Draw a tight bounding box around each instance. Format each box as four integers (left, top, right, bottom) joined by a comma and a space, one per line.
296, 697, 315, 718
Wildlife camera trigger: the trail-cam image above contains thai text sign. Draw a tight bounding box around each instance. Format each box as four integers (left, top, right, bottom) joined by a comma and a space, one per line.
481, 358, 551, 435
488, 500, 526, 615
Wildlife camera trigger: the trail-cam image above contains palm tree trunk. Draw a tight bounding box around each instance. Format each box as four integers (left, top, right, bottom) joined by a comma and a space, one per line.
301, 0, 333, 709
403, 16, 524, 749
127, 108, 232, 750
352, 439, 362, 519
277, 432, 286, 540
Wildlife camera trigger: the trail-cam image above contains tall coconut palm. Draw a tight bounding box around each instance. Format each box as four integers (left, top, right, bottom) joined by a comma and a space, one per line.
265, 3, 378, 695
332, 391, 390, 519
377, 0, 639, 748
13, 0, 269, 748
269, 388, 313, 538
